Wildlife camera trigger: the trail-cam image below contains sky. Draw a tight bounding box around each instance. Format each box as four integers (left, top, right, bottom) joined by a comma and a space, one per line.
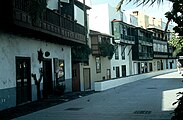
87, 0, 173, 23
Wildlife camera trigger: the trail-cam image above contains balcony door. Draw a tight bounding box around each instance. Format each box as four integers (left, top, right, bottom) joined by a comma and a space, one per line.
16, 57, 31, 105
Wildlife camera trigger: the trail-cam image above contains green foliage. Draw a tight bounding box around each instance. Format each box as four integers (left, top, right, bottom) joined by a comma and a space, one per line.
168, 34, 183, 56
165, 0, 183, 35
99, 41, 115, 59
71, 44, 92, 63
171, 92, 183, 120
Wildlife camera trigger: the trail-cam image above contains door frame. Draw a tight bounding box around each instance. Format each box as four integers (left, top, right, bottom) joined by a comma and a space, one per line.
16, 57, 31, 105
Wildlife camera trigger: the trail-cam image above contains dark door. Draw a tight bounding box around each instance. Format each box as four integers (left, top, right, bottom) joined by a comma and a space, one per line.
72, 63, 80, 91
122, 65, 126, 77
149, 63, 153, 72
161, 60, 163, 70
43, 59, 53, 98
16, 57, 31, 105
116, 66, 120, 78
138, 62, 141, 74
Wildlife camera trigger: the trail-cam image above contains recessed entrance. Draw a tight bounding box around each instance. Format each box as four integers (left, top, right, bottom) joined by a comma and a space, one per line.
16, 57, 31, 105
43, 59, 53, 98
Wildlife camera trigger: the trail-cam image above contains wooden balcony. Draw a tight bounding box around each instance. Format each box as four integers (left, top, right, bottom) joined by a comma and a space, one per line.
153, 51, 169, 58
91, 44, 101, 55
139, 52, 153, 60
7, 0, 86, 45
120, 34, 135, 45
138, 36, 153, 46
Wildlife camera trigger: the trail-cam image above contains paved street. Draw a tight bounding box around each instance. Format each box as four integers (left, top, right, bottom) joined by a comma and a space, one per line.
14, 72, 183, 120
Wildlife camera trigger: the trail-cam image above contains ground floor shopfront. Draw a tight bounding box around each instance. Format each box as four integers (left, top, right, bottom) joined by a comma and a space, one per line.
0, 32, 72, 111
132, 59, 176, 75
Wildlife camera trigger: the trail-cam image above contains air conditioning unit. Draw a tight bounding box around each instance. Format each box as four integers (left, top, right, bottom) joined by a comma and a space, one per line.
60, 0, 69, 3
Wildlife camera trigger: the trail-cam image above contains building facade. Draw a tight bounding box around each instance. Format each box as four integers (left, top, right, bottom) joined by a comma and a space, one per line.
0, 0, 89, 110
89, 3, 134, 78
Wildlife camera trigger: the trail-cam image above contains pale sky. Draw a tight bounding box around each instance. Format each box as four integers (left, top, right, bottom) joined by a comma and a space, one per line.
86, 0, 173, 23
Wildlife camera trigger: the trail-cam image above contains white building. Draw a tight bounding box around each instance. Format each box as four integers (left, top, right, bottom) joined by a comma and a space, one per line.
89, 3, 133, 78
0, 0, 89, 111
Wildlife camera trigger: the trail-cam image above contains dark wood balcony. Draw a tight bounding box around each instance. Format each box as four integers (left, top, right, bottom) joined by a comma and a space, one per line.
120, 34, 135, 45
153, 51, 169, 58
138, 36, 153, 46
139, 52, 153, 60
1, 0, 86, 45
153, 36, 167, 41
91, 44, 101, 55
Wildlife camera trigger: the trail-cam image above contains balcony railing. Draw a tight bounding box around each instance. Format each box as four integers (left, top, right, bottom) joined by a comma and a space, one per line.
153, 51, 169, 58
138, 36, 153, 46
12, 0, 86, 44
91, 44, 101, 55
139, 52, 153, 60
153, 36, 168, 41
120, 34, 135, 45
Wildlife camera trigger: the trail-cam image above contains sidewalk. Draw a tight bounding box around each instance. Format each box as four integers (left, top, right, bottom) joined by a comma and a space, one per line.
1, 71, 183, 120
0, 91, 96, 120
12, 71, 183, 120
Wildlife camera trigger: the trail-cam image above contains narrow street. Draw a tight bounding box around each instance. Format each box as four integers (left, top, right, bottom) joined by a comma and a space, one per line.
14, 72, 183, 120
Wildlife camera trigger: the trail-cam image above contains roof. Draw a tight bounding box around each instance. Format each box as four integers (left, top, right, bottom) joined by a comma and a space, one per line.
89, 30, 114, 38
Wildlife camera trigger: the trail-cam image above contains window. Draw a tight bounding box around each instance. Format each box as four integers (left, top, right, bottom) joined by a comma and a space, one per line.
121, 45, 125, 60
56, 59, 65, 84
96, 57, 101, 73
139, 44, 142, 52
115, 46, 119, 60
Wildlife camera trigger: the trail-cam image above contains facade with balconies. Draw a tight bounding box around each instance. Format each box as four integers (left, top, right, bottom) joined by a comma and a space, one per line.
131, 27, 154, 74
147, 28, 176, 71
111, 20, 135, 77
0, 0, 90, 111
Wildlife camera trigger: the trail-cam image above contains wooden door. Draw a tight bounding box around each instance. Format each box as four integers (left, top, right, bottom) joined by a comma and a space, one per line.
83, 68, 91, 91
16, 57, 31, 105
72, 63, 80, 91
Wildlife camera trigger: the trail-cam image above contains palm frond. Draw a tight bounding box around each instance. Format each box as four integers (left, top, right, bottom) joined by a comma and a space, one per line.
173, 47, 182, 57
116, 0, 165, 12
116, 0, 124, 11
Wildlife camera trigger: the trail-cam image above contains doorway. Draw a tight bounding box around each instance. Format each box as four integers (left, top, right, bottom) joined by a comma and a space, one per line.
43, 59, 53, 98
83, 68, 91, 91
116, 66, 120, 78
72, 63, 80, 92
16, 57, 31, 105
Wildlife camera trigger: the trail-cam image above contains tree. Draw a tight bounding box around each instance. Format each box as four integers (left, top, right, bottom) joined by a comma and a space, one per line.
168, 34, 183, 56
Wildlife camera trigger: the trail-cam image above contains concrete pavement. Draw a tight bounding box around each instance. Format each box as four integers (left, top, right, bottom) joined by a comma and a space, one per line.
14, 71, 183, 120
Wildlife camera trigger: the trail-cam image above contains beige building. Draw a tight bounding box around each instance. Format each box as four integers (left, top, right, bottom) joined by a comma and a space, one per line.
131, 11, 162, 29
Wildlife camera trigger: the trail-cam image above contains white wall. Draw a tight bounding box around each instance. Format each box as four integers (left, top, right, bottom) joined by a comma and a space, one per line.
0, 31, 72, 92
89, 3, 122, 35
95, 69, 176, 91
110, 45, 133, 78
